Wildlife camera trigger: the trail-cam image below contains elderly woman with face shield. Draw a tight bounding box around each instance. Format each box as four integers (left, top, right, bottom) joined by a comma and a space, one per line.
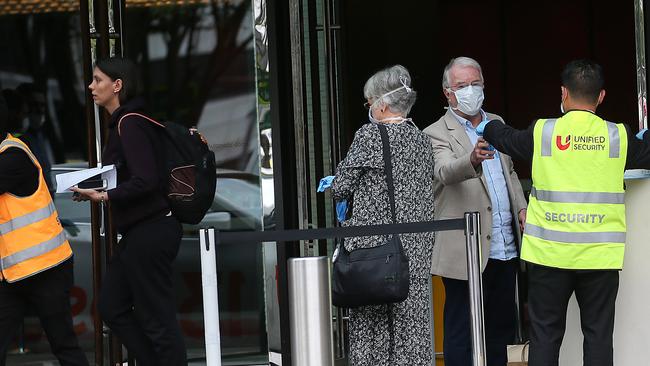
331, 65, 435, 365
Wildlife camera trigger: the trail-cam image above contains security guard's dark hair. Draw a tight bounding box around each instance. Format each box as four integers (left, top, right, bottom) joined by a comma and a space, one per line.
561, 59, 604, 104
95, 57, 140, 105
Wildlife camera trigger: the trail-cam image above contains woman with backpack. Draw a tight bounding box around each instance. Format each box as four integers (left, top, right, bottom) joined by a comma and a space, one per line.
72, 57, 187, 366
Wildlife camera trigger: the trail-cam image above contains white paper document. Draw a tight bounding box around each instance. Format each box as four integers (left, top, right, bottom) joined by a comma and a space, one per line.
55, 165, 117, 193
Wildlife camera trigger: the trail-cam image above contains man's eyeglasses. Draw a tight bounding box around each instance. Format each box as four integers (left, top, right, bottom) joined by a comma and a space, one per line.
449, 81, 484, 92
363, 101, 371, 109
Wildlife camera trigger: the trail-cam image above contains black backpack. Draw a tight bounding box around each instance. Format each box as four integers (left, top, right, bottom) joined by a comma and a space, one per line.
118, 113, 217, 225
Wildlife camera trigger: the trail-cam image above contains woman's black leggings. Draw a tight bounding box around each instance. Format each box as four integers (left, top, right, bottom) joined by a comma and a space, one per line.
99, 215, 187, 366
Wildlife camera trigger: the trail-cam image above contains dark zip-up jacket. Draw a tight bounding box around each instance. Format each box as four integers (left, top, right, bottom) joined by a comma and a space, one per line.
0, 135, 39, 196
104, 99, 170, 233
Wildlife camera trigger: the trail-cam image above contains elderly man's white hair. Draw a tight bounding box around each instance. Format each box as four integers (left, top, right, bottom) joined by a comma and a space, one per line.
442, 56, 484, 89
363, 65, 417, 116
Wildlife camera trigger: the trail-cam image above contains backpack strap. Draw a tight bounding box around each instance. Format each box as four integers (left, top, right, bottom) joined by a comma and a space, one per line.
117, 112, 165, 136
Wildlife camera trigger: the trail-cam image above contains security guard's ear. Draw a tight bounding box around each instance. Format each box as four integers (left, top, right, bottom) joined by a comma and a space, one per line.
597, 89, 606, 106
561, 86, 569, 103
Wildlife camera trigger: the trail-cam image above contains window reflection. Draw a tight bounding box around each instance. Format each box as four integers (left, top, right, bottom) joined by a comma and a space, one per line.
123, 1, 267, 363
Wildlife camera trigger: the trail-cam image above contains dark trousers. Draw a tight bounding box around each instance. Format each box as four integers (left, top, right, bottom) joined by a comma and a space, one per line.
442, 258, 518, 366
0, 258, 89, 366
527, 263, 618, 366
99, 215, 187, 366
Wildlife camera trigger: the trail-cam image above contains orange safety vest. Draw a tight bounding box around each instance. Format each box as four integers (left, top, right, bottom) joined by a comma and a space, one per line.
0, 134, 72, 282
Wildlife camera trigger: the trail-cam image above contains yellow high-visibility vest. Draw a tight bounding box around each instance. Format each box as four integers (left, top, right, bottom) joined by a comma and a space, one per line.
0, 134, 72, 282
523, 111, 627, 270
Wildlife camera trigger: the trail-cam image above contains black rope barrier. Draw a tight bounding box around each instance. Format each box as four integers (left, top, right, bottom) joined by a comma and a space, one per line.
211, 218, 465, 244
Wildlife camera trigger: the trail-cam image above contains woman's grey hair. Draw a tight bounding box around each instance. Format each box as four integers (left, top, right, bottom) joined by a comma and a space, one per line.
442, 56, 484, 89
363, 65, 417, 116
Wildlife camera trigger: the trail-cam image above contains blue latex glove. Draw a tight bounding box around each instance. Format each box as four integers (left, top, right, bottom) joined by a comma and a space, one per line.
317, 175, 335, 192
336, 200, 348, 223
636, 128, 648, 141
475, 120, 491, 136
475, 120, 495, 151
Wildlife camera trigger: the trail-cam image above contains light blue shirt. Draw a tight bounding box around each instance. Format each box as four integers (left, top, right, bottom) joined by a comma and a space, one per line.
450, 109, 517, 260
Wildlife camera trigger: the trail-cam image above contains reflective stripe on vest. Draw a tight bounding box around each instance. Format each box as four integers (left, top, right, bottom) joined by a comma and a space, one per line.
530, 187, 625, 204
525, 223, 626, 244
2, 231, 68, 269
0, 140, 25, 150
541, 118, 557, 156
0, 202, 57, 235
607, 122, 620, 158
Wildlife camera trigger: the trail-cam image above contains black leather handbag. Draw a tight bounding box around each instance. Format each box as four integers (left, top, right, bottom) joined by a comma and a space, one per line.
331, 123, 410, 308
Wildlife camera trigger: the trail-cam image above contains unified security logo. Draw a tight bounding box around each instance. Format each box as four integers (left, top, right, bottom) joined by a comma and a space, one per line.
556, 135, 571, 150
555, 135, 606, 151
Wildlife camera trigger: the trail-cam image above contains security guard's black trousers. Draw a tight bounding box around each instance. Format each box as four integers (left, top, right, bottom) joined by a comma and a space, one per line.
0, 258, 89, 366
527, 263, 618, 366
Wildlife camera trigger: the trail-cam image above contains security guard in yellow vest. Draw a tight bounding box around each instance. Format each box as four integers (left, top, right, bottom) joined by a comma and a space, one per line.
477, 59, 650, 366
0, 92, 88, 366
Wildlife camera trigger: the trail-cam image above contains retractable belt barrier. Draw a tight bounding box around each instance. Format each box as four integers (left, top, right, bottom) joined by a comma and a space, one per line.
199, 212, 486, 366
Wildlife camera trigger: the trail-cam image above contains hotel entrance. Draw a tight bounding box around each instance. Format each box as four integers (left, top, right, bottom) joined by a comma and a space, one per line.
1, 0, 649, 365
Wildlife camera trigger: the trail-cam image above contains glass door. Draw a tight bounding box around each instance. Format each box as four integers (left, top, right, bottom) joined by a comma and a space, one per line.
119, 1, 269, 365
284, 0, 348, 362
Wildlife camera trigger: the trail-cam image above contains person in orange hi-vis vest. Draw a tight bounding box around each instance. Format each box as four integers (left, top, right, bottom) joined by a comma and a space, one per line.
0, 91, 88, 366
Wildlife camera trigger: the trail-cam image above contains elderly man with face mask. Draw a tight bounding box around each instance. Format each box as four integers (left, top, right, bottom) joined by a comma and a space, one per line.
423, 56, 527, 366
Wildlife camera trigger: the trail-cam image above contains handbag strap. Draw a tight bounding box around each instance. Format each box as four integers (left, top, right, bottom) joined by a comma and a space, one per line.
377, 124, 397, 224
378, 124, 398, 362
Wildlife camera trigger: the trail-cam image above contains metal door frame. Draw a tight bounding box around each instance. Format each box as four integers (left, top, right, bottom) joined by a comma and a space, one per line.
79, 0, 125, 364
635, 0, 648, 131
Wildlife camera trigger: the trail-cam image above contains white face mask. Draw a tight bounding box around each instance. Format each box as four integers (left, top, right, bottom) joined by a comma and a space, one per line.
368, 78, 412, 124
449, 85, 484, 116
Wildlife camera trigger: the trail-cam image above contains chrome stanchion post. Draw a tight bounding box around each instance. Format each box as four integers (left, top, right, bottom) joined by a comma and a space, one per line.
200, 228, 222, 366
288, 256, 334, 366
464, 212, 487, 366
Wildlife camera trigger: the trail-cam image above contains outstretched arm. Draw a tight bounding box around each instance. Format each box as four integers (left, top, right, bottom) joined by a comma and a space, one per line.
480, 120, 535, 162
625, 124, 650, 169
